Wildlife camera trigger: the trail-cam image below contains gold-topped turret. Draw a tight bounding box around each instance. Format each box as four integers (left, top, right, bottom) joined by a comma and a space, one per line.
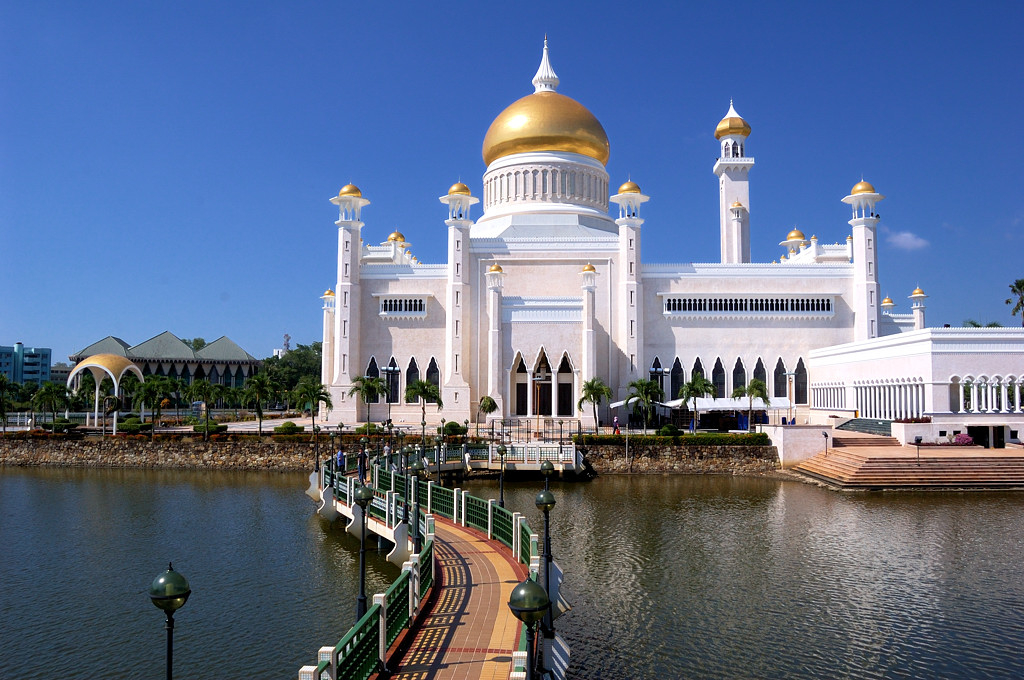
618, 181, 641, 194
715, 101, 751, 140
448, 182, 471, 196
488, 263, 503, 273
851, 180, 876, 195
387, 231, 406, 243
581, 263, 596, 273
338, 184, 362, 197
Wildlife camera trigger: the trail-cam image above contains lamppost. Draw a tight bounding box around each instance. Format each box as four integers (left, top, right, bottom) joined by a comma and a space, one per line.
149, 563, 191, 680
785, 371, 797, 424
421, 418, 427, 452
822, 431, 829, 458
497, 444, 507, 508
533, 370, 549, 440
329, 428, 337, 472
353, 484, 375, 620
395, 431, 406, 471
401, 444, 412, 525
535, 487, 556, 647
915, 435, 922, 465
360, 436, 369, 482
408, 457, 424, 553
381, 366, 399, 422
507, 578, 550, 680
464, 419, 469, 445
540, 459, 554, 492
386, 419, 394, 465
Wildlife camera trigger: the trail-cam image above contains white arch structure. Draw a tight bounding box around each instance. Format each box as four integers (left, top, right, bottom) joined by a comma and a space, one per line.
67, 353, 145, 434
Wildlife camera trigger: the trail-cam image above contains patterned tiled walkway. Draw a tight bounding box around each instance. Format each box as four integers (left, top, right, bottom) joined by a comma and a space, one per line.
387, 519, 528, 680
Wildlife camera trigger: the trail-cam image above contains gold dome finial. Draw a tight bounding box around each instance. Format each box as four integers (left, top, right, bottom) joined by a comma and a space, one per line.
387, 230, 406, 242
851, 179, 876, 195
448, 181, 471, 196
618, 180, 641, 194
881, 295, 894, 306
715, 100, 751, 139
338, 183, 362, 198
911, 286, 926, 296
488, 263, 503, 273
323, 288, 335, 297
786, 228, 806, 242
581, 263, 596, 273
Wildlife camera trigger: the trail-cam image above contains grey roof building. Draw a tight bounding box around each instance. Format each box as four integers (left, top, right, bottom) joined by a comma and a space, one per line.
70, 331, 261, 386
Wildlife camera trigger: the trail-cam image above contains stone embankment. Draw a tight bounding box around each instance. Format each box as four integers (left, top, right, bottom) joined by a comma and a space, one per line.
0, 439, 315, 471
580, 442, 779, 475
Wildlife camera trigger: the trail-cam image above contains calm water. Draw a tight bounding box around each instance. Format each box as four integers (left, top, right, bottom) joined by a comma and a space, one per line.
3, 469, 1024, 679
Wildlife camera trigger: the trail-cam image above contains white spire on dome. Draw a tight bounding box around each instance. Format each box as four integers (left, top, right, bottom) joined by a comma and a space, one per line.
532, 36, 559, 93
726, 99, 741, 118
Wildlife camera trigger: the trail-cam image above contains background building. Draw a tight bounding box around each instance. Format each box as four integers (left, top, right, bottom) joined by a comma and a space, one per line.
0, 343, 52, 385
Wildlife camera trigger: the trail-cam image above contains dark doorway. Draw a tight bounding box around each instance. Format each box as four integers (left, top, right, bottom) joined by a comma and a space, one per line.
558, 382, 573, 417
967, 425, 990, 448
993, 426, 1005, 449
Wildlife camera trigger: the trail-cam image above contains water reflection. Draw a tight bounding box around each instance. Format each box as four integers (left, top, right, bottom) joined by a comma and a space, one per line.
461, 476, 1024, 679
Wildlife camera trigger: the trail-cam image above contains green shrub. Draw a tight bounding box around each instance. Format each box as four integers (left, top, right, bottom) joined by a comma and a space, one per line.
657, 423, 680, 436
574, 432, 770, 446
118, 419, 153, 434
442, 421, 467, 436
354, 423, 380, 435
193, 423, 228, 435
274, 421, 303, 434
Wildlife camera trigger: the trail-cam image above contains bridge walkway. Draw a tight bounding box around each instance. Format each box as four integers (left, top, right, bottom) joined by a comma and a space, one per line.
387, 519, 527, 679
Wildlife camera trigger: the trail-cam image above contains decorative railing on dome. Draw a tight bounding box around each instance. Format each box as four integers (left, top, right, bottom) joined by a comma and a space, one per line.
300, 463, 540, 680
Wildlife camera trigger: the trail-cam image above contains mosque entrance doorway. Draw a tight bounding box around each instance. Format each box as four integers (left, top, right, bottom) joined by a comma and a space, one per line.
968, 425, 991, 448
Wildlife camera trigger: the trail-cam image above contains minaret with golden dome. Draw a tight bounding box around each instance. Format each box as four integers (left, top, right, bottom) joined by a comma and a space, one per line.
440, 181, 479, 397
328, 184, 370, 387
713, 101, 754, 263
611, 180, 650, 383
842, 180, 885, 340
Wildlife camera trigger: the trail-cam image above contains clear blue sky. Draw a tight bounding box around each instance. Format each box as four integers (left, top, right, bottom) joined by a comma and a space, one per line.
3, 1, 1022, 364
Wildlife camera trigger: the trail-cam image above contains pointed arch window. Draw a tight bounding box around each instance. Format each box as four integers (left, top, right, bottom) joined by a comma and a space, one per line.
753, 358, 767, 385
733, 358, 746, 392
773, 359, 787, 399
649, 357, 664, 393
712, 358, 726, 398
366, 357, 381, 403
670, 358, 684, 402
794, 358, 808, 405
692, 358, 705, 379
405, 358, 419, 402
425, 358, 440, 402
385, 357, 400, 404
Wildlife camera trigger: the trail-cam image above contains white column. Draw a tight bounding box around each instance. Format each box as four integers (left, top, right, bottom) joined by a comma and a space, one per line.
1001, 381, 1009, 413
527, 371, 534, 417
958, 381, 966, 413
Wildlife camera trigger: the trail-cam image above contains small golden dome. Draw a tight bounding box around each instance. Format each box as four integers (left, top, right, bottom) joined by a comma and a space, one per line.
851, 180, 876, 195
911, 286, 926, 296
387, 231, 406, 242
338, 184, 362, 197
448, 182, 471, 196
581, 263, 596, 273
715, 102, 751, 140
881, 296, 894, 306
323, 289, 335, 297
730, 200, 744, 209
482, 91, 610, 166
488, 263, 503, 273
618, 180, 641, 194
786, 229, 806, 242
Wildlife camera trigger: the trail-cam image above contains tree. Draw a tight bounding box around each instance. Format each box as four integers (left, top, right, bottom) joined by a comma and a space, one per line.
0, 373, 19, 434
477, 396, 498, 437
184, 379, 216, 441
679, 375, 715, 432
243, 372, 279, 437
405, 380, 444, 430
578, 377, 613, 433
731, 378, 770, 432
1006, 279, 1024, 327
133, 376, 171, 439
262, 342, 322, 394
31, 382, 67, 428
292, 377, 333, 442
348, 375, 386, 422
182, 337, 207, 351
626, 379, 663, 434
964, 319, 1003, 328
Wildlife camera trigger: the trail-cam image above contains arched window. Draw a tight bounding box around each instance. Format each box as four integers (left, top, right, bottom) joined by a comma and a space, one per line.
773, 359, 788, 399
385, 357, 400, 403
712, 358, 726, 398
692, 357, 705, 379
753, 358, 767, 385
670, 358, 685, 401
425, 358, 440, 402
366, 357, 381, 403
733, 358, 746, 392
650, 357, 664, 393
405, 358, 419, 402
794, 358, 808, 404
513, 356, 529, 416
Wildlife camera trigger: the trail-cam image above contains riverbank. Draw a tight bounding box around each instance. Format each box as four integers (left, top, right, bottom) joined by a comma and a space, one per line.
579, 442, 779, 475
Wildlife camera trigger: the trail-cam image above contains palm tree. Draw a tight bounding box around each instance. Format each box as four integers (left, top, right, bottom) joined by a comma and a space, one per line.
31, 382, 67, 429
243, 372, 279, 437
964, 319, 1003, 328
405, 380, 444, 431
185, 379, 216, 441
680, 375, 715, 432
133, 377, 171, 440
1007, 279, 1024, 327
731, 378, 770, 432
477, 396, 498, 437
348, 375, 386, 423
292, 377, 333, 442
626, 379, 663, 434
578, 377, 613, 433
0, 373, 19, 434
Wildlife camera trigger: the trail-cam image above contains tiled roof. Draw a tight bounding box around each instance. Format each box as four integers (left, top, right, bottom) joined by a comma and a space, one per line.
128, 331, 195, 360
69, 336, 129, 361
197, 336, 259, 362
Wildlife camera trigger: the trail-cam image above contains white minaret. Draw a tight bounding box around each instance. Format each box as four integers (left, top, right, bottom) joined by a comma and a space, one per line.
842, 180, 884, 341
329, 183, 369, 424
580, 263, 598, 424
439, 182, 478, 412
610, 180, 649, 394
713, 101, 753, 263
485, 263, 505, 412
909, 286, 928, 330
321, 289, 335, 386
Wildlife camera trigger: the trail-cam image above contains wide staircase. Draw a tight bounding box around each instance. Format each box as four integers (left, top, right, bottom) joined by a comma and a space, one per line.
831, 432, 901, 448
835, 418, 893, 436
795, 448, 1024, 489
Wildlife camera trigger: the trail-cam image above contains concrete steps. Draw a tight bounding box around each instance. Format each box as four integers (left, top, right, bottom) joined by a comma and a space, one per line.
794, 448, 1024, 489
831, 434, 901, 448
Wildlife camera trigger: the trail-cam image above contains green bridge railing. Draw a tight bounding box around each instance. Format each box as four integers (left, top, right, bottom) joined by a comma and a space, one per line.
300, 464, 539, 680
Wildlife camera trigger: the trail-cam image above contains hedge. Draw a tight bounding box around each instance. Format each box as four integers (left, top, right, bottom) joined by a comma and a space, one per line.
574, 432, 771, 446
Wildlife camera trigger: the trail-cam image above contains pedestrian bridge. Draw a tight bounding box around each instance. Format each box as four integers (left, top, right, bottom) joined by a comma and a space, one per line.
299, 454, 571, 680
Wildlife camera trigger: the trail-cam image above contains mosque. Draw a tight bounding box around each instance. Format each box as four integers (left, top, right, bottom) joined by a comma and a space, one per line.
320, 40, 1024, 448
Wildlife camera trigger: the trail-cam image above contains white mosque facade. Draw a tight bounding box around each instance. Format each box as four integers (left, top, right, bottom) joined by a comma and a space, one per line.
320, 42, 1024, 448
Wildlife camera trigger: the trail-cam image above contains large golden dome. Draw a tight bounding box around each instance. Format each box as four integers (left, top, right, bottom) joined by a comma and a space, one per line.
482, 91, 610, 166
851, 180, 876, 195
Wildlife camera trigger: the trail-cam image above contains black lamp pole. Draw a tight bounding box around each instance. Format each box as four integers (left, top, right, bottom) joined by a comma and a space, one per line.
540, 459, 554, 492
409, 457, 424, 553
149, 563, 191, 680
360, 436, 369, 482
353, 484, 374, 620
508, 578, 549, 680
401, 444, 411, 525
497, 444, 507, 508
535, 488, 556, 643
